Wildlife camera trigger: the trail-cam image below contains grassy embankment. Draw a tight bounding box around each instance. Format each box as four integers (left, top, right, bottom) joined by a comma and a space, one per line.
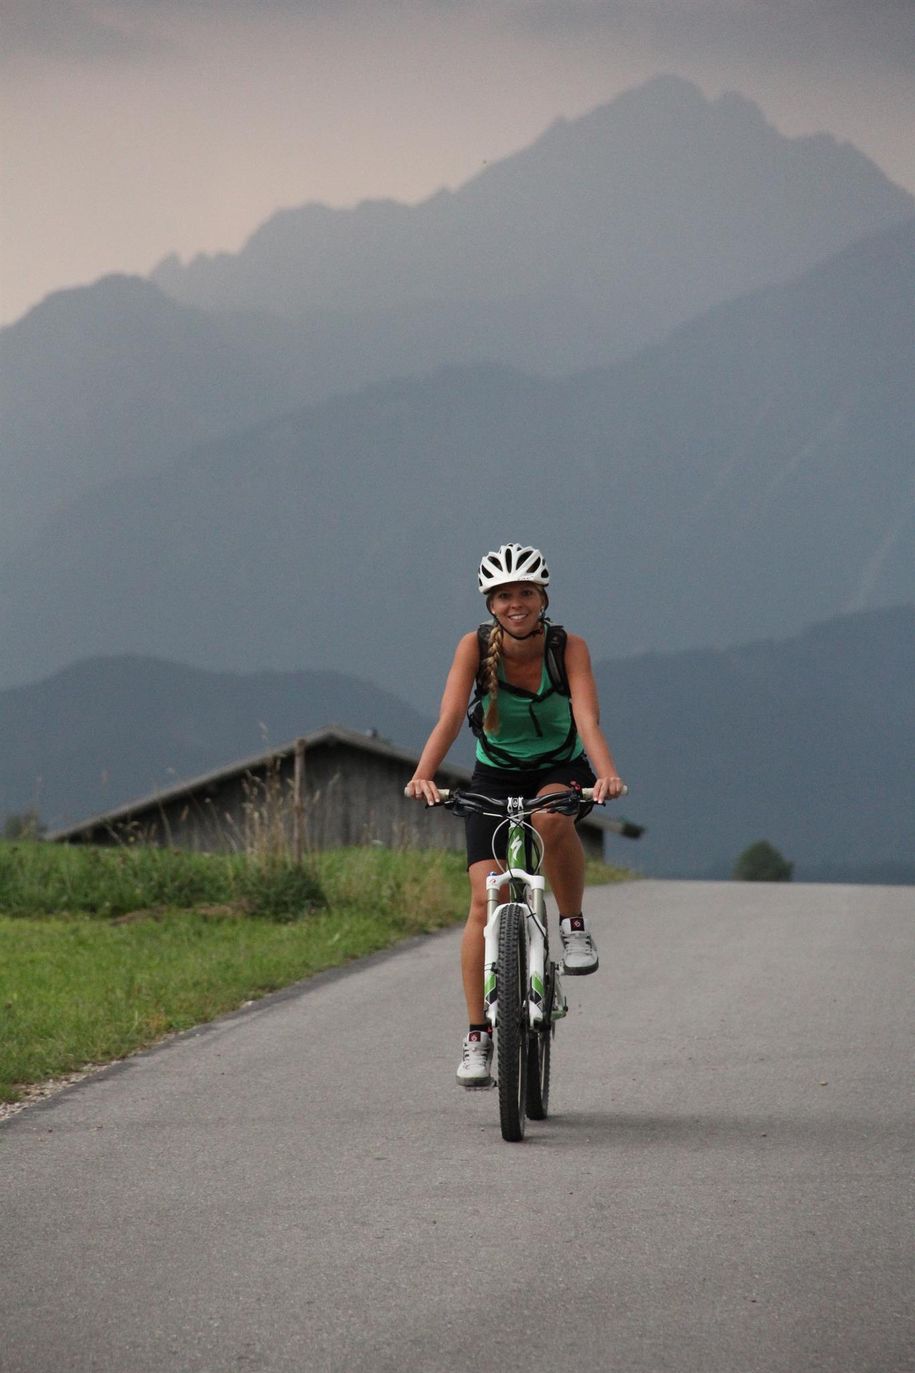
0, 841, 628, 1103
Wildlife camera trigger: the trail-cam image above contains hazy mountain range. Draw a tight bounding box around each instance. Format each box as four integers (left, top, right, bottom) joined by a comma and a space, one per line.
3, 607, 911, 883
152, 75, 913, 370
2, 215, 912, 707
2, 76, 912, 551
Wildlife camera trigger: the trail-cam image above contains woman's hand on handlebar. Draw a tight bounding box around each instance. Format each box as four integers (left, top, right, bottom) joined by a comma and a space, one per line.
590, 776, 628, 804
405, 778, 441, 805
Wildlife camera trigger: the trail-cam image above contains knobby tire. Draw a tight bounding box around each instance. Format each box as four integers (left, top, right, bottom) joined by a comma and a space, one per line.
497, 903, 529, 1142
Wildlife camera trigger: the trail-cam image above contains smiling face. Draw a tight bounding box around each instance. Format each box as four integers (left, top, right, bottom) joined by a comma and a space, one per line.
487, 581, 547, 636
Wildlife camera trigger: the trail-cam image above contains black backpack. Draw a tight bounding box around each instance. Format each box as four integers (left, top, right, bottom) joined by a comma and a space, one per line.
467, 621, 579, 768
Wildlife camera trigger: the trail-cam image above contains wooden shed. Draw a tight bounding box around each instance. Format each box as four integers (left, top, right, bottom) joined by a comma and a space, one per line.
48, 725, 614, 861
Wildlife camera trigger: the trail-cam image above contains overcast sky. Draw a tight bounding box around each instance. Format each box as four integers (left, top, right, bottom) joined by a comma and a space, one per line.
2, 0, 913, 325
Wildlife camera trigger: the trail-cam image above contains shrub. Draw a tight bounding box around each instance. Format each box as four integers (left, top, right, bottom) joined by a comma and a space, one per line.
231, 856, 326, 921
733, 840, 793, 882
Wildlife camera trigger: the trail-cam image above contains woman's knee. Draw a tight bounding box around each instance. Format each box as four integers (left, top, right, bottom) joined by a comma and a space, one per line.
532, 810, 575, 845
465, 893, 487, 930
466, 865, 491, 928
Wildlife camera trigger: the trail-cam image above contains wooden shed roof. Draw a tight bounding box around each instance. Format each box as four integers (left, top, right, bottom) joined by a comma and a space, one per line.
46, 726, 440, 842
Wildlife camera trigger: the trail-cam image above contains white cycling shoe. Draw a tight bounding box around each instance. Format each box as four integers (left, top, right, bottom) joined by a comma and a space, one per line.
560, 916, 599, 975
456, 1031, 494, 1088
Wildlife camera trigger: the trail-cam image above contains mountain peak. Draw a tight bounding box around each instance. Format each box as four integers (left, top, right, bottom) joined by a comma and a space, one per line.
617, 72, 710, 110
11, 274, 164, 333
713, 88, 768, 126
523, 74, 711, 155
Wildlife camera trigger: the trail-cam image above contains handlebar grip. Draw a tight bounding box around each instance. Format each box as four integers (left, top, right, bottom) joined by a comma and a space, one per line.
581, 785, 629, 800
403, 786, 451, 802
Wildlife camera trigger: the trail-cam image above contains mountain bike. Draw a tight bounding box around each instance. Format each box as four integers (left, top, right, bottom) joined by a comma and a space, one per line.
423, 784, 604, 1142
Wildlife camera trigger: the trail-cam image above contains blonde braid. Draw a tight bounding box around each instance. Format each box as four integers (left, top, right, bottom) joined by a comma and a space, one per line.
482, 621, 503, 735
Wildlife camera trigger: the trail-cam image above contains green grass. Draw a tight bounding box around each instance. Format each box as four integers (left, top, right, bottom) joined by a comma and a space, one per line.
0, 840, 325, 919
0, 842, 630, 1104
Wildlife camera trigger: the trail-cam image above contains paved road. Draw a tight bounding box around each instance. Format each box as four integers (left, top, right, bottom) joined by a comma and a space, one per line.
2, 881, 913, 1373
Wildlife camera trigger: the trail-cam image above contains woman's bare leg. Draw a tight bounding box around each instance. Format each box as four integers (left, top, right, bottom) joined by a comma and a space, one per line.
533, 786, 586, 917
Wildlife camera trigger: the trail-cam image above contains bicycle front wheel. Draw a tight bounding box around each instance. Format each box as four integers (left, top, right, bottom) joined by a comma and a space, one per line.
497, 902, 529, 1142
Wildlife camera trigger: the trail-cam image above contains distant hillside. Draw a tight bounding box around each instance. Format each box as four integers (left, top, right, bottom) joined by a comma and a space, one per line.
3, 608, 912, 883
0, 277, 316, 547
596, 606, 915, 881
2, 219, 912, 706
0, 658, 438, 831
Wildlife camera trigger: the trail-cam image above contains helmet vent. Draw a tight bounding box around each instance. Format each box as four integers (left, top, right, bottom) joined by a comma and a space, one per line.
477, 542, 550, 595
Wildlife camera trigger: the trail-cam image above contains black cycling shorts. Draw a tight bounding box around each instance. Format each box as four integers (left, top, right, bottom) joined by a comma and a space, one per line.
464, 755, 597, 868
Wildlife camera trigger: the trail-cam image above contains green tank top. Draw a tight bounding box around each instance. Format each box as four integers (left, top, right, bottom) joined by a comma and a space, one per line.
475, 660, 583, 767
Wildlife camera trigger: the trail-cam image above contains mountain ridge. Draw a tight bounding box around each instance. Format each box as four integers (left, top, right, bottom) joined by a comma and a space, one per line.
150, 75, 913, 352
160, 75, 912, 297
5, 76, 912, 554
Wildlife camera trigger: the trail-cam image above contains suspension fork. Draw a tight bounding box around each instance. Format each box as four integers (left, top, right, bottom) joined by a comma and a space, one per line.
513, 801, 548, 1028
525, 883, 548, 1027
482, 877, 499, 1030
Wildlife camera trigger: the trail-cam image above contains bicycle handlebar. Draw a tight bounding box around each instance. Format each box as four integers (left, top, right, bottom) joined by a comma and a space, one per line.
403, 783, 627, 814
436, 787, 600, 805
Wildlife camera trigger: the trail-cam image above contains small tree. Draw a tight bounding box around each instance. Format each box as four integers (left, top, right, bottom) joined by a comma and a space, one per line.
733, 840, 793, 882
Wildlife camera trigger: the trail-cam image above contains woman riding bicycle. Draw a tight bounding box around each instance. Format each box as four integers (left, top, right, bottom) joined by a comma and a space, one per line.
406, 542, 626, 1087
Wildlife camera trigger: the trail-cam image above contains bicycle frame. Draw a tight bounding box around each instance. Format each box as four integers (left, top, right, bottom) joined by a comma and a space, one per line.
410, 782, 590, 1042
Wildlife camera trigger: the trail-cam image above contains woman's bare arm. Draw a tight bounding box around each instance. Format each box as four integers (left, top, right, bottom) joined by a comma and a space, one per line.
405, 632, 479, 803
564, 633, 626, 803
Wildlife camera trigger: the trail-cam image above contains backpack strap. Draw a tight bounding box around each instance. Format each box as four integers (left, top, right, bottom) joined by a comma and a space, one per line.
473, 621, 569, 695
466, 621, 577, 768
475, 622, 492, 690
543, 623, 570, 696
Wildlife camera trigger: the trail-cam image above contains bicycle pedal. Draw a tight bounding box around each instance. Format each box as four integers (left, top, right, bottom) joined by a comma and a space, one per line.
461, 1078, 497, 1091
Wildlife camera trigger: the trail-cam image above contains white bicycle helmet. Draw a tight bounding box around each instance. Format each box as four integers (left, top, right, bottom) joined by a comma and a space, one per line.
478, 543, 550, 595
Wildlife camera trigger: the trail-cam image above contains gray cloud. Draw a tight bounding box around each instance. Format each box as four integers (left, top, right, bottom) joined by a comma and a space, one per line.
0, 0, 369, 63
110, 0, 367, 11
507, 0, 915, 68
6, 0, 913, 68
0, 0, 167, 61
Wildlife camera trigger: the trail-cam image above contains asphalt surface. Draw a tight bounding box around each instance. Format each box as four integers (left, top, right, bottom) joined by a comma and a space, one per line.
2, 880, 913, 1373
